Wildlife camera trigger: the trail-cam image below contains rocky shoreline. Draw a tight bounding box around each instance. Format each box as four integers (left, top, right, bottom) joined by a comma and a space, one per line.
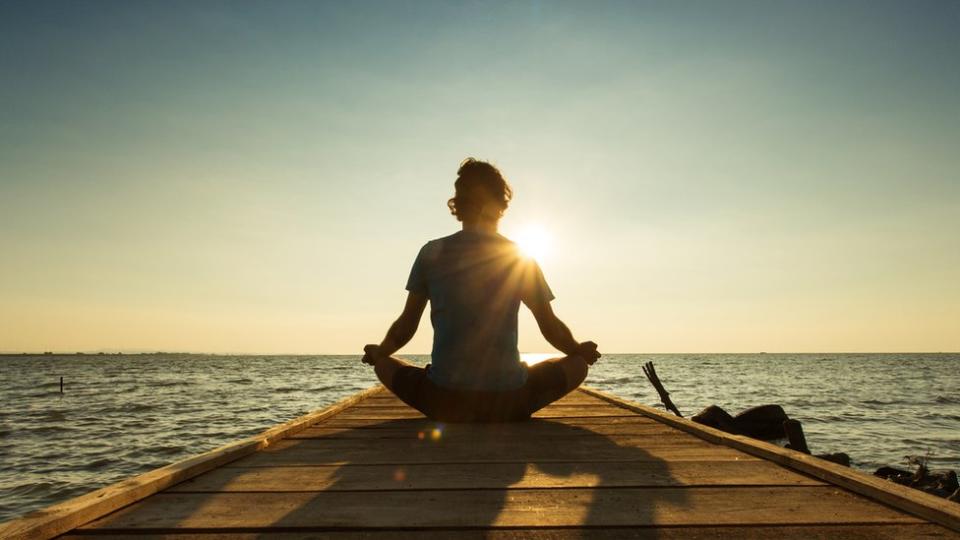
642, 361, 960, 503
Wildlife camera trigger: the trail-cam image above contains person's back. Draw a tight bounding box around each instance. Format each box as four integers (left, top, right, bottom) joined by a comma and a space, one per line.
408, 230, 553, 391
362, 158, 600, 422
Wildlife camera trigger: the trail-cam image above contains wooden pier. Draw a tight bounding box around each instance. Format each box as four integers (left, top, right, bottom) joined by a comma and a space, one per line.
3, 385, 959, 538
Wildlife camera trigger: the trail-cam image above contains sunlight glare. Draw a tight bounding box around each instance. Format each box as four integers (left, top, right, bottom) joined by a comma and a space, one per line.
521, 353, 555, 365
514, 224, 552, 261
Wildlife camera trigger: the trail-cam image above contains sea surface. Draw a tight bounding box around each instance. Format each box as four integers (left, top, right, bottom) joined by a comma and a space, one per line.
1, 353, 958, 522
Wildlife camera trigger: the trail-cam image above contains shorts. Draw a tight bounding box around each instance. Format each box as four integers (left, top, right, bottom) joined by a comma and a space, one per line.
389, 360, 569, 423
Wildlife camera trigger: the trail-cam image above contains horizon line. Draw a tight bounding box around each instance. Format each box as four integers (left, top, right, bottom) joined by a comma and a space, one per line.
1, 350, 957, 356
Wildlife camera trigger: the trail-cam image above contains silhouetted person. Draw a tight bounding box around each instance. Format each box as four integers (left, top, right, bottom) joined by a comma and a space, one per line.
363, 158, 600, 422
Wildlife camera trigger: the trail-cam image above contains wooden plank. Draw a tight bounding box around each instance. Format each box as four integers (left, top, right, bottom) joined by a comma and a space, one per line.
78, 487, 924, 531
333, 392, 635, 421
580, 385, 960, 532
231, 437, 761, 466
362, 389, 606, 400
0, 385, 386, 540
331, 405, 638, 420
348, 403, 619, 412
362, 392, 608, 406
291, 421, 678, 439
294, 416, 675, 440
60, 524, 960, 539
312, 415, 661, 430
168, 460, 824, 492
324, 431, 712, 449
348, 403, 627, 412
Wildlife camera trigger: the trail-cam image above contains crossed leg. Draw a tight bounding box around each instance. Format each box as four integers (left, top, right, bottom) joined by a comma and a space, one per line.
524, 355, 590, 413
373, 354, 416, 394
371, 353, 591, 419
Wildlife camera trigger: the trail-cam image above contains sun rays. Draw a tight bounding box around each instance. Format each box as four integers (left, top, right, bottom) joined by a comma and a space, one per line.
512, 224, 552, 262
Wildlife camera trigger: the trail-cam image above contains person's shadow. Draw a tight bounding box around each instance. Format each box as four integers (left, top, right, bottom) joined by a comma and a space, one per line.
253, 413, 692, 535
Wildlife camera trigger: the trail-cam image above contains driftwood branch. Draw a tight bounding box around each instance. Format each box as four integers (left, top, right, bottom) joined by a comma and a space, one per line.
642, 361, 683, 417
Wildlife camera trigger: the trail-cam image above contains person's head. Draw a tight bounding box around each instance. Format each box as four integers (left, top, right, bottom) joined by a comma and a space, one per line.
447, 158, 513, 224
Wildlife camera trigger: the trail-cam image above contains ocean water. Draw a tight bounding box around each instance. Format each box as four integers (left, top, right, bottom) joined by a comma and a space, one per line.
1, 353, 958, 522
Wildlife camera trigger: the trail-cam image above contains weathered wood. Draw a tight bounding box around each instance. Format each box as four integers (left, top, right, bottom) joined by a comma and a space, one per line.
579, 385, 960, 533
642, 361, 683, 417
0, 385, 386, 540
231, 435, 758, 466
57, 524, 960, 539
18, 386, 960, 539
332, 404, 641, 420
78, 487, 923, 531
363, 389, 606, 400
350, 402, 622, 411
291, 421, 678, 439
168, 460, 823, 492
362, 393, 607, 406
312, 414, 661, 429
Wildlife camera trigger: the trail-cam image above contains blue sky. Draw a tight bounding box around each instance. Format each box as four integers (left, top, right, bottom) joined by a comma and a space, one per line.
1, 1, 958, 353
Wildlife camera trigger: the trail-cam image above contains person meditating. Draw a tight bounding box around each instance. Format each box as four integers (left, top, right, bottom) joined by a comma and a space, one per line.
362, 158, 601, 422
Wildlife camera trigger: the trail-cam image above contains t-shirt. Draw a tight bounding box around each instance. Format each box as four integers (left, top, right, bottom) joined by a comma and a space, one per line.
405, 230, 555, 391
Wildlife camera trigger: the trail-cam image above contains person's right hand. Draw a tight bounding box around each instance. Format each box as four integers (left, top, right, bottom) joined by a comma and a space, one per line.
576, 341, 601, 365
361, 344, 381, 366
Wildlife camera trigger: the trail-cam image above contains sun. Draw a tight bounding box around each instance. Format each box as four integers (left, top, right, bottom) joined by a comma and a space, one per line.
514, 224, 552, 261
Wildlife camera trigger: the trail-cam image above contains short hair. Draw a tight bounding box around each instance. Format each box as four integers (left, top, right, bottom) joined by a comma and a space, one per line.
447, 158, 513, 222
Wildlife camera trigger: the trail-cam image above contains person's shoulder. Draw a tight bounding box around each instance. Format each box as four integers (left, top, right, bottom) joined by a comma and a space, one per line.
435, 231, 462, 244
417, 233, 456, 259
425, 232, 461, 249
493, 232, 518, 248
467, 231, 522, 257
493, 233, 524, 257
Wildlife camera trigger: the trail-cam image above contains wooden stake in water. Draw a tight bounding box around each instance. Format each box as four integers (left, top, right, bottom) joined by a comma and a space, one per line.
60, 376, 63, 394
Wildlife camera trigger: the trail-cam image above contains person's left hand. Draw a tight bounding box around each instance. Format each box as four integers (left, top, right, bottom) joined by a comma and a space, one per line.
576, 341, 601, 365
361, 344, 381, 366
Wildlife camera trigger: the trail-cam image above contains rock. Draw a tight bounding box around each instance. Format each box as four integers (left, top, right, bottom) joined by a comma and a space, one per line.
691, 405, 738, 433
875, 466, 912, 482
691, 404, 792, 441
939, 470, 958, 493
734, 404, 789, 440
876, 466, 960, 500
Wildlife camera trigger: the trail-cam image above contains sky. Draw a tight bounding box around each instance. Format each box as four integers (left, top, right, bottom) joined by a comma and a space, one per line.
1, 1, 958, 354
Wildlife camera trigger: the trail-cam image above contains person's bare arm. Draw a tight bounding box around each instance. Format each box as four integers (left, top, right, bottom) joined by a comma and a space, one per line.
363, 291, 428, 364
526, 299, 600, 364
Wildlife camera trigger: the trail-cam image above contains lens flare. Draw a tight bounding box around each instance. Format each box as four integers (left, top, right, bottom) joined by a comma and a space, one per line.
514, 224, 552, 261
